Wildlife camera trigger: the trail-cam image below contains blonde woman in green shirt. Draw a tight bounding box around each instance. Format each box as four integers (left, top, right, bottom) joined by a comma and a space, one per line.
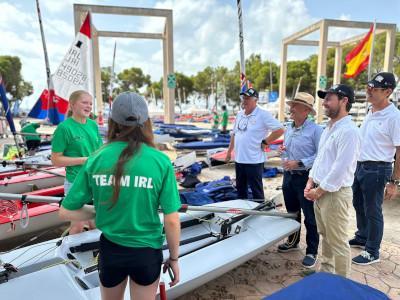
51, 90, 102, 234
60, 92, 181, 300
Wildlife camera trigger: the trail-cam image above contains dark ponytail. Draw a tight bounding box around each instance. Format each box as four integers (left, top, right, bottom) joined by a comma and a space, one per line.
107, 118, 155, 209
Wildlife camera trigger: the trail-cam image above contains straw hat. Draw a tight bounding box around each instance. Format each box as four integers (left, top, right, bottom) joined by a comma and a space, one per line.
286, 92, 316, 115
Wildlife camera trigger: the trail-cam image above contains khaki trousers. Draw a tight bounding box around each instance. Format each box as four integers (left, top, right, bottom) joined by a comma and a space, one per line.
314, 187, 352, 277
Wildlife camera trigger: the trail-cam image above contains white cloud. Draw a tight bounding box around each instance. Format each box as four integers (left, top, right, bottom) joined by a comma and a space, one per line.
0, 2, 34, 28
3, 0, 386, 108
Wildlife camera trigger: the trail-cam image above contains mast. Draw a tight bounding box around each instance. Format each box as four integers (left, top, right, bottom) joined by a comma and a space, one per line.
236, 0, 247, 93
108, 41, 117, 110
35, 0, 53, 122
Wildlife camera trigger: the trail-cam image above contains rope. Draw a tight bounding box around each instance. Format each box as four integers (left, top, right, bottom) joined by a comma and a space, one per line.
183, 211, 222, 235
4, 241, 58, 263
17, 245, 58, 268
41, 259, 81, 270
19, 195, 29, 229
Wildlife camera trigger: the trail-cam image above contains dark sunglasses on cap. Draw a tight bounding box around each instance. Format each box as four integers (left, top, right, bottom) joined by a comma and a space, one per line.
240, 88, 258, 98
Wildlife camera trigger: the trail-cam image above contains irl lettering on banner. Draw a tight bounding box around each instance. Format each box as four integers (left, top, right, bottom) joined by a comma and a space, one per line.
55, 48, 88, 86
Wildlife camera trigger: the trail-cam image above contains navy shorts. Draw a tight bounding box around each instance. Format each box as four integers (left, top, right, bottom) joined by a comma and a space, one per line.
98, 234, 163, 288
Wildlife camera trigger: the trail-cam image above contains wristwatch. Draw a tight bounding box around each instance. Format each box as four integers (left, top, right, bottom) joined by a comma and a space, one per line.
388, 178, 400, 186
298, 161, 305, 168
261, 139, 268, 145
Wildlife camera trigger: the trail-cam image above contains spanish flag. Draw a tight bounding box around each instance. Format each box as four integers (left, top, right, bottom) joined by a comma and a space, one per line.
344, 25, 374, 78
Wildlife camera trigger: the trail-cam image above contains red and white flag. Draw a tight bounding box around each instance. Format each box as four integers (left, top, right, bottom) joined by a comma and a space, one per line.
29, 13, 94, 124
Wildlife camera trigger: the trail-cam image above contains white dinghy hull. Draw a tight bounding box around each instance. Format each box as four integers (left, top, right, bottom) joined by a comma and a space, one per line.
0, 200, 299, 299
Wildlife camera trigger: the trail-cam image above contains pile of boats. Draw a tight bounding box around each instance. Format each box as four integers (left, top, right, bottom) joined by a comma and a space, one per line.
0, 161, 66, 241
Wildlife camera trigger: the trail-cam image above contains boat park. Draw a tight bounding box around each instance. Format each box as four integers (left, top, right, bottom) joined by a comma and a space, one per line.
0, 1, 400, 299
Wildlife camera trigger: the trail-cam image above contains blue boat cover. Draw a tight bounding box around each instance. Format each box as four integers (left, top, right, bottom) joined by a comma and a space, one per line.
180, 176, 252, 205
174, 140, 230, 150
262, 167, 278, 178
263, 272, 389, 300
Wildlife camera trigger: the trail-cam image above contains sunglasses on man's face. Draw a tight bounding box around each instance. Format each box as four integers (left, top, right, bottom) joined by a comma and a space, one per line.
367, 85, 388, 91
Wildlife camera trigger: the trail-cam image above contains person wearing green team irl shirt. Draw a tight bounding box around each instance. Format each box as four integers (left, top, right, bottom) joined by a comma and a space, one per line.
51, 90, 102, 234
59, 92, 181, 300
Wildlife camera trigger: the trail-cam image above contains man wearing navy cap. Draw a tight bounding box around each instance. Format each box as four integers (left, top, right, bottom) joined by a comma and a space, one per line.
305, 84, 361, 277
226, 88, 284, 201
350, 72, 400, 265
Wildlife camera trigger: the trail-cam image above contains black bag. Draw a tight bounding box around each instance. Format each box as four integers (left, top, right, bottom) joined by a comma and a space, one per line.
180, 174, 201, 188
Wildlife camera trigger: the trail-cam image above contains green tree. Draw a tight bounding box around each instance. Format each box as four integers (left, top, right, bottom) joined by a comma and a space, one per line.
0, 56, 33, 100
101, 67, 111, 103
193, 66, 214, 108
175, 72, 194, 104
245, 54, 263, 86
286, 60, 314, 97
225, 68, 241, 103
253, 61, 279, 92
147, 80, 162, 102
117, 67, 151, 92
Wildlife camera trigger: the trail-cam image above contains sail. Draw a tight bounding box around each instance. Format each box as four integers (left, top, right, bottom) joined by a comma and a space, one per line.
29, 13, 93, 125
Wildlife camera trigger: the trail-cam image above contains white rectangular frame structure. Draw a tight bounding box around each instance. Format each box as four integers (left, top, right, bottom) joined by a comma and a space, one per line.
278, 19, 397, 123
73, 4, 175, 123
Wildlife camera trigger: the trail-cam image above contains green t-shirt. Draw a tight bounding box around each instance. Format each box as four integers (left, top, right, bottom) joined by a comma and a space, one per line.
61, 142, 182, 249
52, 117, 102, 182
222, 111, 228, 127
21, 123, 40, 141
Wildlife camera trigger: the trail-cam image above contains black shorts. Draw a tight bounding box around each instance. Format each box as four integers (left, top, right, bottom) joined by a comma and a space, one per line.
98, 234, 163, 288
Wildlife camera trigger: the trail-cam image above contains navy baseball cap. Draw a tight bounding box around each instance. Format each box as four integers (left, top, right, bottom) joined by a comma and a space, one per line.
317, 84, 355, 103
367, 72, 396, 89
240, 88, 259, 98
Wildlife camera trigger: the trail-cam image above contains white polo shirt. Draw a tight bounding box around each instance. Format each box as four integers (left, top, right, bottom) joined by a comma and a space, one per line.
233, 106, 283, 164
309, 116, 361, 192
359, 103, 400, 162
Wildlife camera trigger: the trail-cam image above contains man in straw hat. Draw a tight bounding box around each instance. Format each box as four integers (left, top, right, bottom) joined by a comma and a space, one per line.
277, 92, 323, 269
305, 84, 361, 277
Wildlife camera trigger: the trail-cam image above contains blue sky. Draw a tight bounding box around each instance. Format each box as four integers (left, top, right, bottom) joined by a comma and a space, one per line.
0, 0, 398, 107
304, 0, 400, 24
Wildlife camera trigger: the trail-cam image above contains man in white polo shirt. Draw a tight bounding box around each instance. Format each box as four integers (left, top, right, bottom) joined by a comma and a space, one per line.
350, 72, 400, 266
226, 88, 284, 200
305, 84, 361, 278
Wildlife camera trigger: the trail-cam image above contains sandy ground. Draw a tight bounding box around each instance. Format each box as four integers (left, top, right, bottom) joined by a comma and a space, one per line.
1, 119, 400, 299
175, 162, 400, 300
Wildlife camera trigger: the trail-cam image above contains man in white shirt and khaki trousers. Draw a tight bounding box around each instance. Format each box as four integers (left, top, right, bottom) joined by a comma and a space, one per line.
350, 72, 400, 266
305, 84, 361, 278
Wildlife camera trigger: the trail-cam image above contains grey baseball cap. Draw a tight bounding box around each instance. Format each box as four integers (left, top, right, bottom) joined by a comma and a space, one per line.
111, 92, 149, 126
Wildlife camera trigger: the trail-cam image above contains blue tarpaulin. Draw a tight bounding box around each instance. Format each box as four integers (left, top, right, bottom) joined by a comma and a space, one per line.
263, 272, 389, 300
269, 91, 278, 102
